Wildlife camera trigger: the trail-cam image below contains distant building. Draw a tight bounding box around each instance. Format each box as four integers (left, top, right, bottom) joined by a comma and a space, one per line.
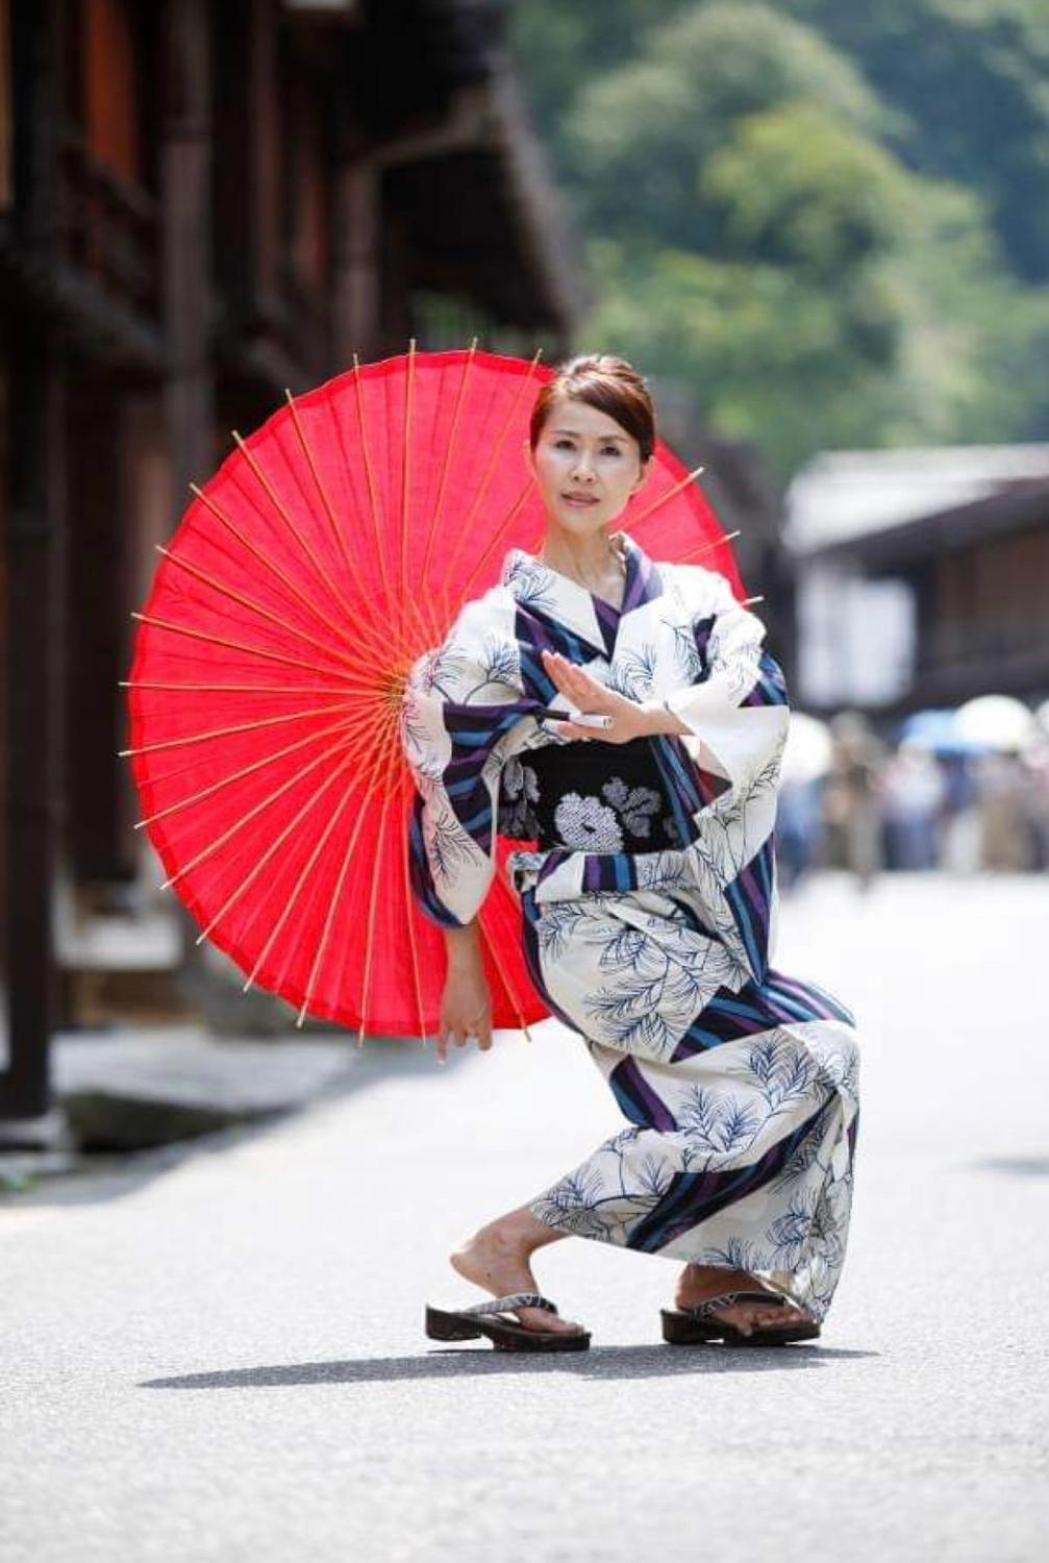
0, 0, 583, 1121
785, 446, 1049, 716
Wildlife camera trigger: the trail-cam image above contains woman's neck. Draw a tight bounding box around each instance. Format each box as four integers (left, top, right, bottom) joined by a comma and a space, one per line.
538, 526, 625, 593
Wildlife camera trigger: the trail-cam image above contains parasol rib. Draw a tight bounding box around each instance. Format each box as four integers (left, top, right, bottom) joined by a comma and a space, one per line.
453, 474, 533, 608
158, 729, 358, 887
244, 766, 362, 995
349, 352, 437, 656
135, 716, 362, 828
122, 680, 358, 696
197, 752, 356, 941
281, 392, 413, 667
627, 464, 706, 529
418, 340, 477, 586
397, 776, 428, 1045
297, 739, 394, 1033
354, 779, 395, 1044
153, 545, 367, 678
439, 347, 543, 598
398, 338, 416, 613
186, 482, 373, 665
246, 718, 390, 997
478, 889, 534, 1045
676, 530, 741, 564
120, 699, 353, 758
129, 612, 367, 689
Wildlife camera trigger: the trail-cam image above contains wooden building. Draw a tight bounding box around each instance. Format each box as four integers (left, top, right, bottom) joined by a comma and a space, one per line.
784, 446, 1049, 718
0, 0, 583, 1124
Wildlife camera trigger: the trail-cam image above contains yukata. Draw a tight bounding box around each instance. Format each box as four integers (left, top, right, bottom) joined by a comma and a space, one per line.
401, 534, 859, 1323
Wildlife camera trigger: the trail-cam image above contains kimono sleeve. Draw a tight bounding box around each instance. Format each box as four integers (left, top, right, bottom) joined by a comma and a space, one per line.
400, 602, 530, 929
662, 567, 790, 798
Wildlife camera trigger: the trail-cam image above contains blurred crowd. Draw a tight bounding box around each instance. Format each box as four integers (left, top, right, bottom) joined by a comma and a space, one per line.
776, 703, 1049, 888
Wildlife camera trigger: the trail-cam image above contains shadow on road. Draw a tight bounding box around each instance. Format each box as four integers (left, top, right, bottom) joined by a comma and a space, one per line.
142, 1343, 877, 1389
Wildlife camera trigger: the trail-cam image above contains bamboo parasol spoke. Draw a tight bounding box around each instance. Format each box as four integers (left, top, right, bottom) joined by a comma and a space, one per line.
281, 390, 423, 669
418, 339, 477, 586
122, 679, 360, 696
354, 780, 395, 1043
187, 482, 369, 664
135, 717, 363, 829
120, 699, 353, 759
154, 544, 367, 676
244, 717, 394, 999
676, 530, 741, 565
130, 612, 364, 686
439, 347, 544, 597
197, 752, 357, 942
628, 464, 706, 529
348, 352, 435, 656
242, 766, 364, 995
158, 729, 358, 888
454, 474, 534, 607
397, 777, 428, 1045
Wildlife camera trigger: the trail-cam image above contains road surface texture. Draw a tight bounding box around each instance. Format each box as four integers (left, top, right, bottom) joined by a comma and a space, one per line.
3, 874, 1047, 1563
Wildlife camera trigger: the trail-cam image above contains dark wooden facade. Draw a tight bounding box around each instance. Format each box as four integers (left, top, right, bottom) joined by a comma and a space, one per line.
812, 483, 1049, 713
0, 0, 581, 1122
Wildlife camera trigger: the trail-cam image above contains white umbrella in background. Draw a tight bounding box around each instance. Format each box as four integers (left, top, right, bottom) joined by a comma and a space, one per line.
781, 711, 834, 785
956, 695, 1036, 752
1035, 698, 1049, 735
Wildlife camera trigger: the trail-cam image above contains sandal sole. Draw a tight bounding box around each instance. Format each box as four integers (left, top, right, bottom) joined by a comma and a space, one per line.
426, 1305, 591, 1352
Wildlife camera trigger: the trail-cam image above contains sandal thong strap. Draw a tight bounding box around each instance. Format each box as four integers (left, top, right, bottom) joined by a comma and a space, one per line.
456, 1293, 559, 1319
683, 1290, 789, 1319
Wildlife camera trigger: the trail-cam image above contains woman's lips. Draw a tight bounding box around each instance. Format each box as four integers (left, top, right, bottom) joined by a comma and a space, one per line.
562, 493, 600, 507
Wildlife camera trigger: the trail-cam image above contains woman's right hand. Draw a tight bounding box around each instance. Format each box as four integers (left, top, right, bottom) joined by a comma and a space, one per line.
437, 922, 492, 1064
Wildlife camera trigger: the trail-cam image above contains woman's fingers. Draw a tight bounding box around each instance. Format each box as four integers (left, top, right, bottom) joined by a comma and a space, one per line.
542, 649, 610, 708
436, 1019, 493, 1062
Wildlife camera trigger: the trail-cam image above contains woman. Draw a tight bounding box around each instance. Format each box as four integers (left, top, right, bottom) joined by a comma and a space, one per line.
402, 355, 859, 1351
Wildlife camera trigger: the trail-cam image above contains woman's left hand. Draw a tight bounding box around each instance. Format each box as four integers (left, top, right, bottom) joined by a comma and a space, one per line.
540, 649, 663, 745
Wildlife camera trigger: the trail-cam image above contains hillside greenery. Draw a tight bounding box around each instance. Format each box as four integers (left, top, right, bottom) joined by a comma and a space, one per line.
510, 0, 1049, 478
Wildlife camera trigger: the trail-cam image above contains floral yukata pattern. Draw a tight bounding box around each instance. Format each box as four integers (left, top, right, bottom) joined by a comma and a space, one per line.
401, 533, 860, 1323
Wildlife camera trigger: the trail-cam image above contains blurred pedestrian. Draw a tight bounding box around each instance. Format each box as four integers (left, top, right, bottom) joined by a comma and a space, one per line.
882, 743, 944, 870
824, 712, 886, 888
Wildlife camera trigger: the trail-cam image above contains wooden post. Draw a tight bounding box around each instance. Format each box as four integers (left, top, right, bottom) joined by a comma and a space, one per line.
160, 0, 215, 973
333, 151, 381, 366
1, 0, 67, 1123
162, 0, 213, 504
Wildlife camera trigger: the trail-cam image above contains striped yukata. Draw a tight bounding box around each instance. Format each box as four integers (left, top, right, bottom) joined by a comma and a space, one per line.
402, 534, 859, 1323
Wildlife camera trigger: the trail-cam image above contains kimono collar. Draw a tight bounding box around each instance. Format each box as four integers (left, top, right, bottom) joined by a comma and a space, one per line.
501, 532, 664, 652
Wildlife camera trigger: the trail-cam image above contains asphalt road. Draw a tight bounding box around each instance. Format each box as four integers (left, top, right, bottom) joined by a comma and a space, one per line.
2, 873, 1048, 1563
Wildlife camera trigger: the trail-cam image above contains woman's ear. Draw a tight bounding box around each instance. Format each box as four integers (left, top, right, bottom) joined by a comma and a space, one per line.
521, 436, 537, 477
630, 458, 652, 496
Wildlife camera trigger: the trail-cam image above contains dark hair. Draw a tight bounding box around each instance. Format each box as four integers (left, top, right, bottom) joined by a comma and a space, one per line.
529, 354, 655, 464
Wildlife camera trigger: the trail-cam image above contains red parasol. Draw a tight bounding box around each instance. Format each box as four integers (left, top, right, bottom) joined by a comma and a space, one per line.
123, 345, 743, 1041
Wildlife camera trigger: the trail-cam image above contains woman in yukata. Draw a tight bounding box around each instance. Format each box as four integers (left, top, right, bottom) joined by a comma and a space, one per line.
401, 354, 860, 1352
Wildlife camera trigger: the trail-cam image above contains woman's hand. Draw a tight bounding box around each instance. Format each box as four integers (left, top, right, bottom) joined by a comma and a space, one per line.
540, 648, 687, 743
438, 923, 493, 1064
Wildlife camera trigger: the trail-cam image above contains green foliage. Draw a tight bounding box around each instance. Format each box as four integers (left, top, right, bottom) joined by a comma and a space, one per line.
509, 0, 1049, 478
783, 0, 1049, 280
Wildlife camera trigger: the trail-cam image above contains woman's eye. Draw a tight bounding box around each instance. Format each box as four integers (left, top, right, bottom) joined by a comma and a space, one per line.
555, 439, 574, 450
601, 446, 621, 457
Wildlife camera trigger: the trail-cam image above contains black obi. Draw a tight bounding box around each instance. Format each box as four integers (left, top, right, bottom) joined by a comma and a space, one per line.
499, 737, 688, 854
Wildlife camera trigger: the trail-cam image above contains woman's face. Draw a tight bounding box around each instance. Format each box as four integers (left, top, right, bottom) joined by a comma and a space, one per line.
528, 396, 649, 535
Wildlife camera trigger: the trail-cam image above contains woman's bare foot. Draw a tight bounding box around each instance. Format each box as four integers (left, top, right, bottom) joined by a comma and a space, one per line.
451, 1215, 584, 1335
675, 1263, 814, 1337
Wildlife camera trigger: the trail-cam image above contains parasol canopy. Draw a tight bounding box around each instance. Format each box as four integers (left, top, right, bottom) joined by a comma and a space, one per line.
124, 345, 743, 1041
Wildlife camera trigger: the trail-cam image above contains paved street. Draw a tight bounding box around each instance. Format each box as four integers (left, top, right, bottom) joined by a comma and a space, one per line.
2, 874, 1048, 1563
